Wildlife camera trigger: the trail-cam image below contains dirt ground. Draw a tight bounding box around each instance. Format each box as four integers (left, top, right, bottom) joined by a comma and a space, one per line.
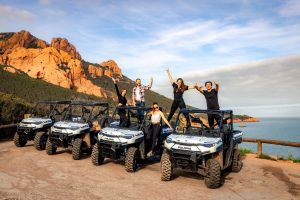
0, 141, 299, 200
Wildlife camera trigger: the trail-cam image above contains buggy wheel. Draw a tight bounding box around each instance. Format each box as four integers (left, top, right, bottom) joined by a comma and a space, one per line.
14, 132, 27, 147
34, 132, 48, 150
125, 147, 139, 172
72, 138, 83, 160
91, 143, 104, 165
161, 152, 172, 181
204, 159, 221, 189
46, 138, 57, 155
231, 149, 243, 172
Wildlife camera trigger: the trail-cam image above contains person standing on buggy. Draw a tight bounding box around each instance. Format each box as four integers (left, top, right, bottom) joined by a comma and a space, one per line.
146, 102, 173, 157
195, 81, 221, 128
112, 77, 128, 127
166, 68, 196, 123
132, 77, 153, 123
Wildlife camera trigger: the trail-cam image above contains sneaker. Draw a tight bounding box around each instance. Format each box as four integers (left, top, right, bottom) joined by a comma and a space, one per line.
147, 151, 153, 157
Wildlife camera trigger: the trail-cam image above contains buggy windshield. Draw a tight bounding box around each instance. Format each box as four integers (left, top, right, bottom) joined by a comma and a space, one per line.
175, 109, 233, 137
61, 101, 109, 124
110, 106, 152, 130
31, 101, 71, 120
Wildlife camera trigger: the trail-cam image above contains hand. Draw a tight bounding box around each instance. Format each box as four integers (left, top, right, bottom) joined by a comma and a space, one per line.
214, 81, 219, 85
166, 68, 170, 72
150, 77, 153, 82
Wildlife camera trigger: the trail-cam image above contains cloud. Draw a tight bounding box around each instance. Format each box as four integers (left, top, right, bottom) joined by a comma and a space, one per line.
153, 55, 300, 117
0, 5, 35, 21
39, 0, 51, 5
279, 0, 300, 17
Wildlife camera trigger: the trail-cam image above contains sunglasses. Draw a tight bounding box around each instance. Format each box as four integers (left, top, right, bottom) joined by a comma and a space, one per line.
153, 106, 159, 109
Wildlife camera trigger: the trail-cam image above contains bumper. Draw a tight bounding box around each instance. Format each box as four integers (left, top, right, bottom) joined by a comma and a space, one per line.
168, 149, 203, 172
99, 140, 126, 160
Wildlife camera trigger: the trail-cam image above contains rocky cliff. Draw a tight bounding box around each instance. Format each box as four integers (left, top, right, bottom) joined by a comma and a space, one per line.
0, 30, 123, 98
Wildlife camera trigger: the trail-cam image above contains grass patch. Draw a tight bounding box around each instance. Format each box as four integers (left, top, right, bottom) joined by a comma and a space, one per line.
239, 148, 253, 156
258, 153, 277, 161
278, 153, 300, 163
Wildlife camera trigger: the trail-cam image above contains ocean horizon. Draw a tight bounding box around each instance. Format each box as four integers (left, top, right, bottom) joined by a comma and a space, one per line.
234, 117, 300, 158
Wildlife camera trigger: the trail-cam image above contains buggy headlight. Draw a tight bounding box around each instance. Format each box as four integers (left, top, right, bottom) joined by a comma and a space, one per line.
122, 134, 133, 139
201, 143, 215, 148
69, 126, 81, 130
166, 137, 173, 143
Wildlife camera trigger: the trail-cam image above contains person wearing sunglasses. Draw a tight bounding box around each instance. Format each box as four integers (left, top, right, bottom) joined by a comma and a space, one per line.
147, 102, 173, 157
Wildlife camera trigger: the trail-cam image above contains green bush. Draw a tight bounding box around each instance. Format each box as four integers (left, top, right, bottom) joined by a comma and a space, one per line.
239, 148, 253, 156
0, 92, 33, 125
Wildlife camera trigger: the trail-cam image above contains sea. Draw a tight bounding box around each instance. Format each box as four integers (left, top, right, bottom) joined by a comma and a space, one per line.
234, 118, 300, 158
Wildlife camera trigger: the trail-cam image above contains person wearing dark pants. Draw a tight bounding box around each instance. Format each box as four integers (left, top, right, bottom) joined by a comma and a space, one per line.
132, 77, 153, 122
147, 102, 173, 157
166, 68, 196, 122
196, 81, 221, 128
112, 77, 127, 127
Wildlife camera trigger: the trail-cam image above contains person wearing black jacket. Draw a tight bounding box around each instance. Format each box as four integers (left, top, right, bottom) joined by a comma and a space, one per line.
112, 77, 127, 126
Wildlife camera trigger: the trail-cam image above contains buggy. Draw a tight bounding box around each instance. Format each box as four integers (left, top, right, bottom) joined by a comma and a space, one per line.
14, 101, 71, 150
91, 106, 173, 172
46, 101, 109, 160
161, 109, 243, 188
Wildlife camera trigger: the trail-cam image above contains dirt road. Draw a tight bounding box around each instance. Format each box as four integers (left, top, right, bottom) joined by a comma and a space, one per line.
0, 141, 299, 200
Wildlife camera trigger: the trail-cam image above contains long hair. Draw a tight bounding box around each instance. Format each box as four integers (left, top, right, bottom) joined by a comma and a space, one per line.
176, 78, 187, 92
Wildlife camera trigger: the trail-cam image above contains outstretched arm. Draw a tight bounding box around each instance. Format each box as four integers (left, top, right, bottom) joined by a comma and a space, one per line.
187, 83, 197, 90
214, 81, 219, 92
196, 83, 204, 94
112, 77, 121, 97
166, 68, 174, 84
160, 111, 173, 129
144, 77, 153, 90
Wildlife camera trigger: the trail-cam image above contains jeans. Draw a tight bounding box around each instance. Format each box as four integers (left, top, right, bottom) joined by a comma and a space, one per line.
208, 113, 221, 128
167, 99, 186, 122
136, 101, 145, 122
150, 124, 161, 151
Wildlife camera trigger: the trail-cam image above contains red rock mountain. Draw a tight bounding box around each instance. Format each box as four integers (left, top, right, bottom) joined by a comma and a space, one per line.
0, 30, 123, 98
51, 38, 81, 60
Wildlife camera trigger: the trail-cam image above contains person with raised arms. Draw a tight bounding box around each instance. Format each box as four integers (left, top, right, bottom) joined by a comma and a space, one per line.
166, 68, 196, 122
195, 81, 221, 128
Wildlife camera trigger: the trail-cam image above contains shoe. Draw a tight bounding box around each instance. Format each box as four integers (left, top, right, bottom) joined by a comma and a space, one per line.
147, 151, 153, 157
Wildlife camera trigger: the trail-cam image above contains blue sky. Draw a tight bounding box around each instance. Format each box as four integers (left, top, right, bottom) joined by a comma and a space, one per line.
1, 0, 300, 117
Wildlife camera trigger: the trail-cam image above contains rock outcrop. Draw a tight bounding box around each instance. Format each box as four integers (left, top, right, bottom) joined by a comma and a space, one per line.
51, 38, 81, 60
0, 46, 106, 97
0, 30, 48, 54
0, 30, 125, 99
100, 60, 122, 77
88, 64, 103, 78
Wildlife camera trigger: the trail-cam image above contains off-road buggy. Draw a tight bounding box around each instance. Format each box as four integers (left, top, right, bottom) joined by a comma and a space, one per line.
161, 109, 243, 188
13, 101, 71, 150
46, 101, 109, 160
91, 106, 173, 172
